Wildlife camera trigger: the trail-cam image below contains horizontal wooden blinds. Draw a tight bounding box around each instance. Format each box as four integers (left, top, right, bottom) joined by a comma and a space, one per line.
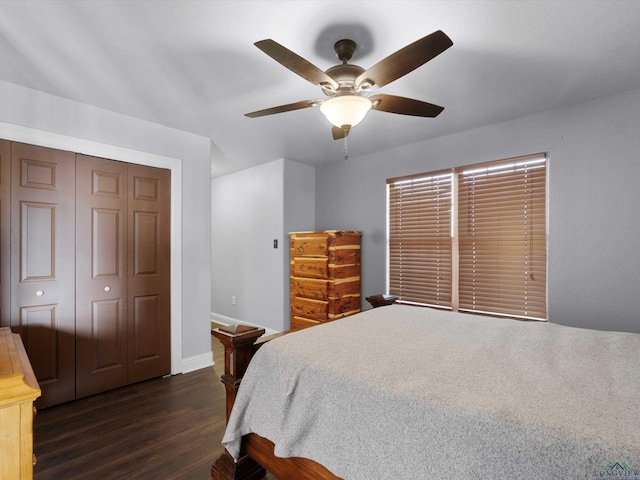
457, 154, 547, 319
387, 171, 453, 307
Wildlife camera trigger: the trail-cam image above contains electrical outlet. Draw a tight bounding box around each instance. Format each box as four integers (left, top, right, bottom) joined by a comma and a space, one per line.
273, 239, 278, 248
231, 296, 236, 305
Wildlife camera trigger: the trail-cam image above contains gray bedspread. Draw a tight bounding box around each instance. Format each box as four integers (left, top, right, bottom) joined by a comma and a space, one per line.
222, 305, 640, 479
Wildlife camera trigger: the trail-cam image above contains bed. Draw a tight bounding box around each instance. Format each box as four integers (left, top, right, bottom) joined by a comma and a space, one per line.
211, 304, 640, 480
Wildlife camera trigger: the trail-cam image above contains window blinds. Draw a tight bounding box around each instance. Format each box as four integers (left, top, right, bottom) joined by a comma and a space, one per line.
387, 170, 453, 307
387, 153, 547, 320
457, 154, 547, 319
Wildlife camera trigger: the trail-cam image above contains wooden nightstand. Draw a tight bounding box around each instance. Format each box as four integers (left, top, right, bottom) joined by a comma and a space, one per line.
365, 294, 398, 308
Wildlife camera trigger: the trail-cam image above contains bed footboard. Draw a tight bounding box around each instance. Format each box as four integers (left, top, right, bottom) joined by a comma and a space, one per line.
211, 326, 342, 480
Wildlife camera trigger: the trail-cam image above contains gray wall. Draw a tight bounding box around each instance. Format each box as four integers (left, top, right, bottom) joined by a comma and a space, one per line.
211, 158, 315, 332
316, 88, 640, 334
282, 159, 316, 326
0, 79, 213, 367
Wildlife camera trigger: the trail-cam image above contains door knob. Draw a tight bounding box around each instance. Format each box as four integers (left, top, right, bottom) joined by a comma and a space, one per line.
36, 290, 44, 297
104, 286, 111, 292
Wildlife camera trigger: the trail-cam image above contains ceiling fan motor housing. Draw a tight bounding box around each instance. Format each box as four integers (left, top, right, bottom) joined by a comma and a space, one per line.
334, 39, 357, 62
322, 63, 366, 96
321, 39, 370, 96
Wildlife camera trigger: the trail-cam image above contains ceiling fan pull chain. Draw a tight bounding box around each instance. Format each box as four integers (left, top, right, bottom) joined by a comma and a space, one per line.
343, 129, 349, 160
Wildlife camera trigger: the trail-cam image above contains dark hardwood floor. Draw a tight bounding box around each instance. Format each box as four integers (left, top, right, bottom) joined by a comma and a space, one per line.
33, 329, 277, 480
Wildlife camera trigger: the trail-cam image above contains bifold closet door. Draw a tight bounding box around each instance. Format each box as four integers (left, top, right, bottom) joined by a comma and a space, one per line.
75, 155, 129, 399
10, 142, 76, 408
3, 141, 170, 407
127, 164, 171, 383
75, 158, 171, 397
1, 140, 10, 328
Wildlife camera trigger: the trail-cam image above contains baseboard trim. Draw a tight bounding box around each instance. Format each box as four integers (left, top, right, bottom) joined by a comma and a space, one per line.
181, 351, 214, 374
210, 312, 280, 336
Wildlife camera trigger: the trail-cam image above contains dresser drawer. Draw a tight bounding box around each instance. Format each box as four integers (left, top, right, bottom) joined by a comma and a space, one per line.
291, 258, 363, 280
332, 278, 361, 297
331, 263, 361, 279
291, 277, 329, 300
291, 277, 361, 301
291, 257, 328, 279
327, 246, 361, 265
291, 297, 327, 320
290, 235, 328, 256
291, 316, 321, 330
328, 295, 361, 318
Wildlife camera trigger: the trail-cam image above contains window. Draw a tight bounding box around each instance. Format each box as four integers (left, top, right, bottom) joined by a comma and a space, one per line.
387, 153, 547, 320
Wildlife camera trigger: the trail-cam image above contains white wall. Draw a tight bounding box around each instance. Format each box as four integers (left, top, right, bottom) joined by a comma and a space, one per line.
316, 88, 640, 334
0, 80, 213, 371
211, 158, 314, 332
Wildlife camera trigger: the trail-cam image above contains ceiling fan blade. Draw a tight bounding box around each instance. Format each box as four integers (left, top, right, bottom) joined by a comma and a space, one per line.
356, 30, 453, 89
369, 94, 444, 117
332, 125, 351, 140
245, 99, 321, 118
255, 39, 339, 90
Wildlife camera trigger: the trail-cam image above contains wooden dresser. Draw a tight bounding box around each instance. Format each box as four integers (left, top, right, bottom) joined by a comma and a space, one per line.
289, 230, 361, 330
0, 327, 41, 480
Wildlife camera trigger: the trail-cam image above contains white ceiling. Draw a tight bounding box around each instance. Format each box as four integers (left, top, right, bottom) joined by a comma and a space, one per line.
1, 1, 640, 177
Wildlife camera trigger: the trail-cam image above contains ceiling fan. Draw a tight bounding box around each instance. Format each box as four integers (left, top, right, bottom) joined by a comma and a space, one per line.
245, 30, 453, 140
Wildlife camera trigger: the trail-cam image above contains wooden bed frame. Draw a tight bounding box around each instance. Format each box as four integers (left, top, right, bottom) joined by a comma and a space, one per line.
211, 326, 341, 480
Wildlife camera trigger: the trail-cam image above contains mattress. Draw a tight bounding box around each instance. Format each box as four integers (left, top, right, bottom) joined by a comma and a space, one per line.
222, 305, 640, 479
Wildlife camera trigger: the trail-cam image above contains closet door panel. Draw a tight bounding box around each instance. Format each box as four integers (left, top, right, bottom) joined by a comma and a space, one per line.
131, 294, 161, 361
127, 164, 170, 383
75, 155, 128, 398
11, 143, 76, 408
0, 140, 10, 328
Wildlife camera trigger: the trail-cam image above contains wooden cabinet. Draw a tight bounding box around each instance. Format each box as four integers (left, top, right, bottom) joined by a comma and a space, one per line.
0, 327, 41, 480
289, 231, 361, 331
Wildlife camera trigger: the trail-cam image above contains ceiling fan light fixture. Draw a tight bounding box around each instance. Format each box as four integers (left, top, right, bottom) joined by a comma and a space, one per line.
320, 95, 372, 128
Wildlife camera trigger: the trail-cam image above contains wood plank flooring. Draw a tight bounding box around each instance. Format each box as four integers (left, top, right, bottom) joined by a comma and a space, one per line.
33, 329, 277, 480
